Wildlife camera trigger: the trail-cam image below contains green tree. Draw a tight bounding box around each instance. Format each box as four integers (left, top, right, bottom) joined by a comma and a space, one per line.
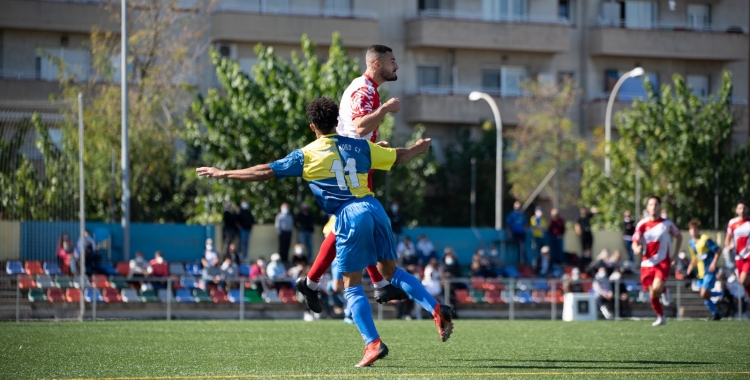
581, 71, 747, 230
186, 33, 361, 224
508, 78, 585, 208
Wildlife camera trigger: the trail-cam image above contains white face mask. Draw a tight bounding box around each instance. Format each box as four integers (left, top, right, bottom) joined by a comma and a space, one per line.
221, 261, 231, 270
661, 213, 668, 219
295, 247, 303, 254
257, 260, 265, 267
156, 257, 164, 264
241, 202, 249, 209
445, 257, 454, 265
206, 244, 213, 251
136, 257, 144, 263
535, 210, 543, 218
391, 205, 398, 213
490, 249, 498, 257
281, 208, 289, 214
477, 249, 485, 256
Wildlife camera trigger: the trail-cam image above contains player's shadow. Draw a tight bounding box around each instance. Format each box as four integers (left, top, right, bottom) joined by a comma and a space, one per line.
457, 359, 716, 366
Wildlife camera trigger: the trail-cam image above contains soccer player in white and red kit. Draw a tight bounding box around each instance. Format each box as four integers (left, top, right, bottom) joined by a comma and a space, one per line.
632, 196, 682, 326
296, 45, 407, 312
725, 200, 750, 298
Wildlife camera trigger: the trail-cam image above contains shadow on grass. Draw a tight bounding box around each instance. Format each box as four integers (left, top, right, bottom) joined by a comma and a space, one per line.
450, 359, 716, 365
380, 363, 660, 370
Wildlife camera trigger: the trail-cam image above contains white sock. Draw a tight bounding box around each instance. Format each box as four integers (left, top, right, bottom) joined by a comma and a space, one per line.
373, 279, 389, 288
306, 278, 319, 290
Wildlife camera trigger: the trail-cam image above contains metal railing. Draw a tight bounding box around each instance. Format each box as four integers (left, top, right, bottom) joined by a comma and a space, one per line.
594, 18, 746, 34
415, 9, 569, 25
408, 85, 526, 98
212, 2, 377, 20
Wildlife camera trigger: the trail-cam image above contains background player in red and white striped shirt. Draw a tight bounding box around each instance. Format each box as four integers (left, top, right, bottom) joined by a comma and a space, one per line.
632, 196, 682, 326
725, 199, 750, 298
296, 45, 407, 314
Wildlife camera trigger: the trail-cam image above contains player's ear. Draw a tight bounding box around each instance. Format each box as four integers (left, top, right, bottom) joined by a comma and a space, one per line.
309, 124, 316, 133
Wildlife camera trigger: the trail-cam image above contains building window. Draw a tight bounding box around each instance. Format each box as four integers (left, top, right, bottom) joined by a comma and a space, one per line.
483, 0, 528, 21
37, 48, 90, 81
417, 65, 441, 91
624, 1, 657, 29
418, 0, 442, 11
686, 75, 709, 98
326, 0, 352, 16
605, 69, 658, 101
482, 68, 502, 95
687, 4, 710, 30
239, 58, 257, 80
501, 66, 526, 96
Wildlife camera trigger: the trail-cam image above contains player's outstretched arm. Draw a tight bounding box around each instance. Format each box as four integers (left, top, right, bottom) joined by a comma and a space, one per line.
394, 138, 431, 164
196, 164, 275, 182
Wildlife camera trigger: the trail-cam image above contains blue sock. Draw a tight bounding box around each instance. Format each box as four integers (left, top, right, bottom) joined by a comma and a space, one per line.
344, 296, 352, 319
344, 285, 379, 344
710, 291, 723, 297
704, 300, 718, 315
391, 268, 438, 313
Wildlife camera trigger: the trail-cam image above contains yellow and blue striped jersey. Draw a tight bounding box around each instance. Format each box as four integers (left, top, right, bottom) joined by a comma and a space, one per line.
688, 234, 720, 279
268, 134, 396, 214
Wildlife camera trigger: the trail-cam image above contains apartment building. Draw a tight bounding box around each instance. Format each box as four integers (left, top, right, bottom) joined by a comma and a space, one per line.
1, 0, 748, 153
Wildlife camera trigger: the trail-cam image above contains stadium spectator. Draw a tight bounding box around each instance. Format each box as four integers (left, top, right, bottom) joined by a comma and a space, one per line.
610, 270, 632, 318
673, 251, 695, 280
237, 199, 255, 258
128, 251, 151, 279
506, 201, 527, 265
470, 252, 494, 278
580, 248, 593, 271
250, 256, 266, 279
387, 201, 404, 243
220, 256, 239, 289
575, 206, 597, 255
422, 258, 443, 303
548, 208, 565, 264
201, 238, 219, 268
149, 251, 168, 277
593, 267, 614, 319
295, 203, 315, 260
266, 253, 288, 280
73, 230, 96, 274
397, 236, 418, 267
222, 202, 238, 255
224, 243, 242, 266
487, 244, 503, 272
201, 262, 222, 290
536, 246, 552, 277
275, 203, 294, 263
56, 232, 74, 275
562, 267, 584, 293
530, 206, 547, 263
586, 249, 610, 276
608, 250, 623, 274
291, 244, 309, 267
416, 235, 437, 266
84, 240, 105, 276
622, 210, 636, 262
441, 248, 461, 279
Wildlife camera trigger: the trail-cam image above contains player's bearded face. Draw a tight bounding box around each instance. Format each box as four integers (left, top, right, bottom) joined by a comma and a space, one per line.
380, 65, 397, 81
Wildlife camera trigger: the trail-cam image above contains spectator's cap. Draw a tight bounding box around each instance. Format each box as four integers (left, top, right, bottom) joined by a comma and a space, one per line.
270, 253, 281, 262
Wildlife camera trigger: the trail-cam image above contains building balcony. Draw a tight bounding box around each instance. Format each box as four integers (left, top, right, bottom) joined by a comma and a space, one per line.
404, 86, 521, 126
588, 22, 748, 61
405, 10, 571, 53
0, 0, 117, 33
209, 4, 378, 47
0, 73, 60, 101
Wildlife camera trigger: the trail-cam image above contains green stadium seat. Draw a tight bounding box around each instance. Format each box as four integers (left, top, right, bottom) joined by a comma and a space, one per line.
192, 289, 213, 302
28, 289, 47, 302
109, 277, 129, 289
55, 276, 75, 288
470, 289, 486, 303
245, 290, 264, 303
141, 290, 159, 302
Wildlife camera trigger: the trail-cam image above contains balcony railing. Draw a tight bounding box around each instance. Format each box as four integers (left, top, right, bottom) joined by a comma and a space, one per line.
595, 18, 746, 34
409, 85, 526, 98
212, 3, 377, 19
594, 91, 748, 105
415, 9, 569, 25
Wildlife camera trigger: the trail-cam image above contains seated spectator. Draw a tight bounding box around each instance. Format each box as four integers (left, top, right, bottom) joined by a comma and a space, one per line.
397, 236, 418, 267
536, 246, 552, 277
149, 251, 169, 277
288, 262, 305, 280
128, 251, 151, 279
593, 267, 614, 319
487, 244, 503, 271
580, 248, 593, 272
416, 235, 437, 266
223, 243, 242, 266
201, 238, 219, 268
607, 250, 623, 274
470, 253, 494, 278
201, 263, 222, 290
586, 249, 610, 276
266, 253, 287, 280
673, 251, 695, 280
441, 248, 461, 279
562, 267, 584, 293
422, 258, 443, 303
291, 244, 309, 267
220, 256, 239, 289
84, 241, 105, 276
57, 235, 74, 275
250, 256, 266, 278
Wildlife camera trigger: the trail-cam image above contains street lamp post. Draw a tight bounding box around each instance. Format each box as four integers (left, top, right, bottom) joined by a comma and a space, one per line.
469, 91, 503, 231
605, 67, 644, 177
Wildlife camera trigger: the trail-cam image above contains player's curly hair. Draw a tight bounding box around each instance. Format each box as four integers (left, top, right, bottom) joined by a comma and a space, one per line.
306, 98, 339, 134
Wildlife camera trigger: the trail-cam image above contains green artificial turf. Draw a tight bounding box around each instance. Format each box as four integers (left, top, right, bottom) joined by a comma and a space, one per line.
1, 320, 749, 379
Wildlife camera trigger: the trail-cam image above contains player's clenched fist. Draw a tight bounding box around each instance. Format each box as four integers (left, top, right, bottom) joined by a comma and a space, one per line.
196, 167, 225, 179
383, 98, 401, 113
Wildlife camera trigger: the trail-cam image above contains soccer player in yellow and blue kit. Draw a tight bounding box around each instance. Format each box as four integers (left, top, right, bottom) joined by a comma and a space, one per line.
686, 220, 723, 320
196, 98, 454, 367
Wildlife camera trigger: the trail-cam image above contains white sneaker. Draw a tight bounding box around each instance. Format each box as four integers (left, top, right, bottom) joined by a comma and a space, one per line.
652, 316, 666, 326
600, 306, 612, 320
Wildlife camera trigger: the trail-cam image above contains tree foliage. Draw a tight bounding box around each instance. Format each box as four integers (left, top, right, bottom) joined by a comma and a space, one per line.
581, 71, 748, 230
508, 78, 585, 208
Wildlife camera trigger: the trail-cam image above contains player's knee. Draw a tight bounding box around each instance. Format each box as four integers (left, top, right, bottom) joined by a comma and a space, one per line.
377, 260, 396, 279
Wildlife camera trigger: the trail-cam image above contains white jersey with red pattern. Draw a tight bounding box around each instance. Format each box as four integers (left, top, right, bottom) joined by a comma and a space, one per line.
337, 74, 380, 142
727, 217, 750, 259
632, 218, 680, 267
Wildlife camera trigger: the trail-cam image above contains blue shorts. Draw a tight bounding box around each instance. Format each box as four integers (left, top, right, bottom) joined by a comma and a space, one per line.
334, 197, 397, 274
696, 273, 716, 290
331, 258, 342, 281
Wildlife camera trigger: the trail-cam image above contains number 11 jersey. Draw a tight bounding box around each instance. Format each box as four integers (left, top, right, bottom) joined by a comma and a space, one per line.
268, 134, 396, 214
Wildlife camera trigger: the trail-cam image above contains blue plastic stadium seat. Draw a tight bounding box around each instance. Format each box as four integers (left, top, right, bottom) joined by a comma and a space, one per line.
175, 289, 196, 303
533, 280, 551, 291
624, 281, 640, 292
157, 289, 172, 303
43, 262, 62, 276
6, 261, 25, 275
179, 276, 199, 289
99, 263, 120, 276
84, 289, 104, 303
503, 266, 521, 278
185, 263, 202, 277
239, 264, 251, 277
168, 263, 186, 276
516, 290, 535, 304
550, 266, 564, 278
227, 289, 242, 303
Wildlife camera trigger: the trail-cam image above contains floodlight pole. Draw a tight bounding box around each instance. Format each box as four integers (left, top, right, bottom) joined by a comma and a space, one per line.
121, 0, 131, 260
605, 67, 644, 177
469, 91, 503, 231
